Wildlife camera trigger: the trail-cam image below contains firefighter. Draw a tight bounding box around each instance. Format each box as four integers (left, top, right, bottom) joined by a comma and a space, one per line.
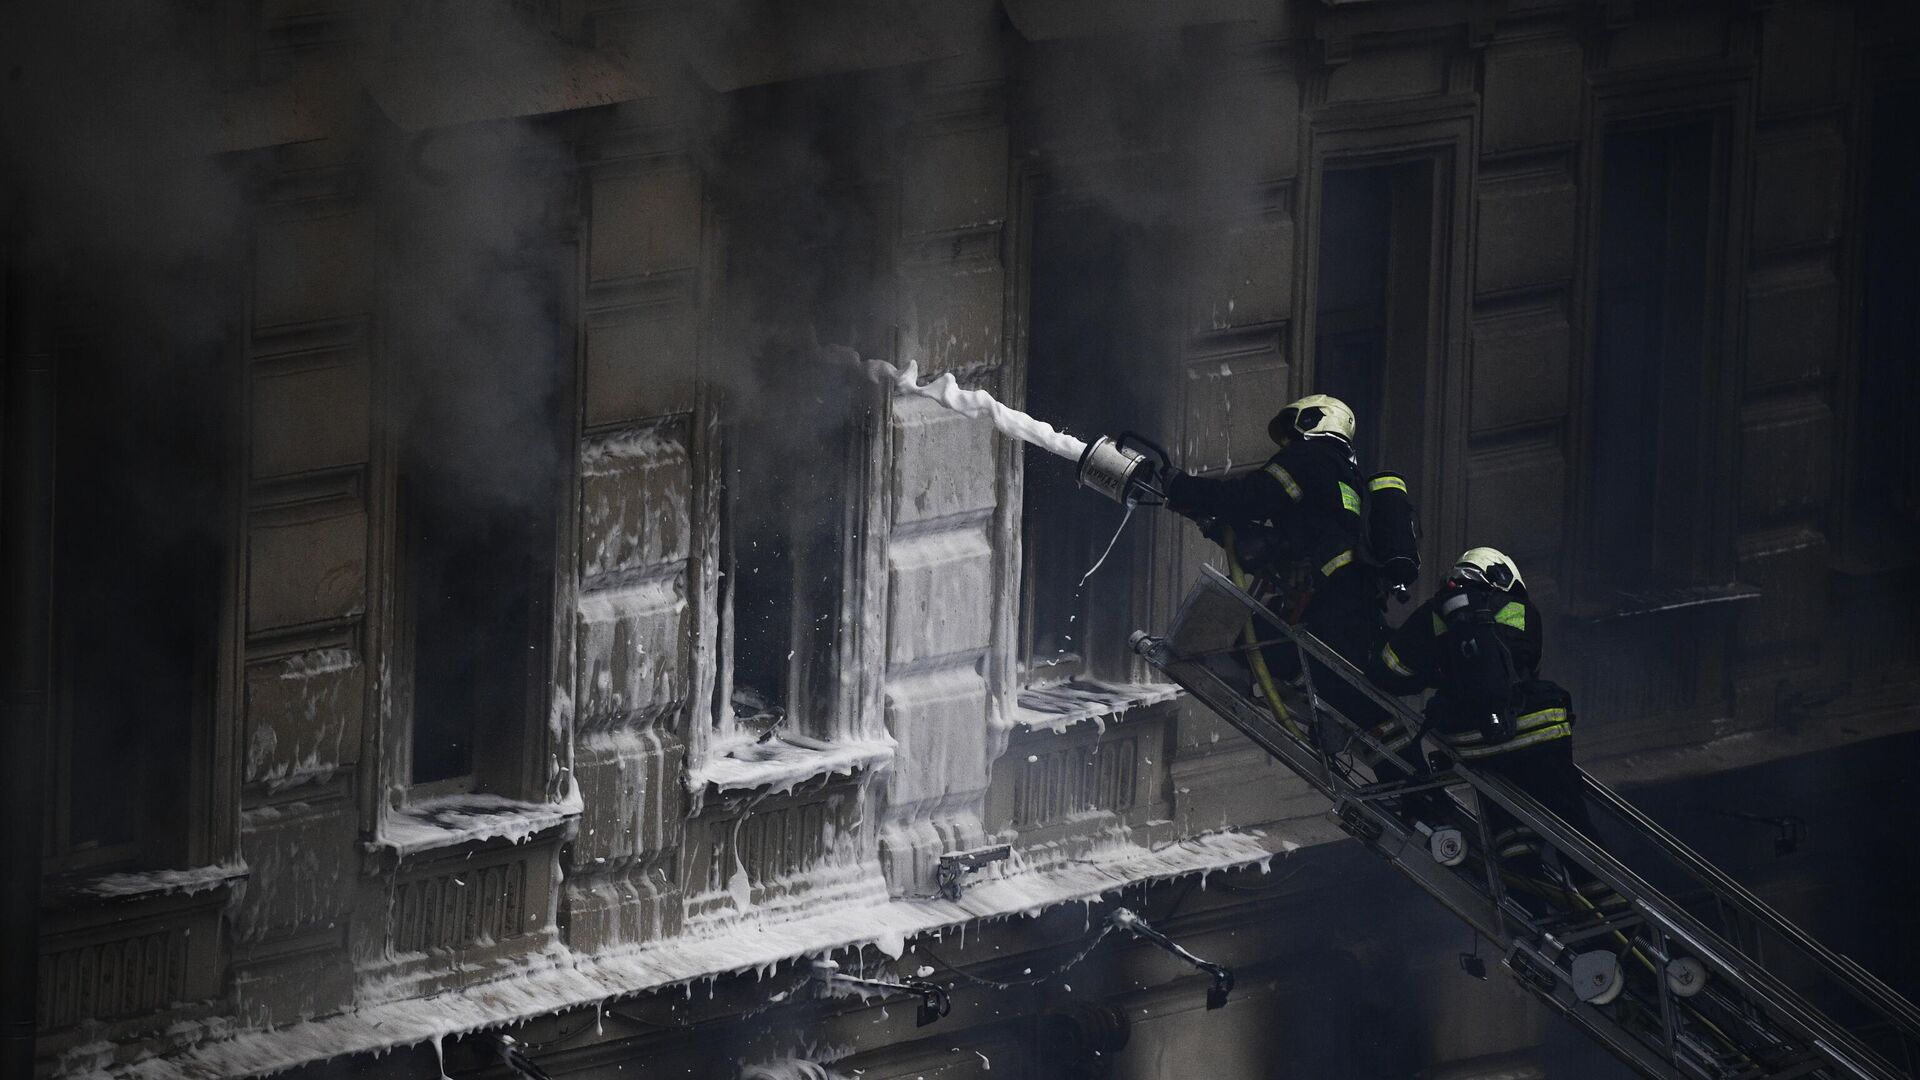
1162, 394, 1389, 730
1368, 548, 1601, 891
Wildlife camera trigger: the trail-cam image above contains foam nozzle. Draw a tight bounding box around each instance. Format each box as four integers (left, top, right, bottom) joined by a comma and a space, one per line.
1077, 433, 1169, 505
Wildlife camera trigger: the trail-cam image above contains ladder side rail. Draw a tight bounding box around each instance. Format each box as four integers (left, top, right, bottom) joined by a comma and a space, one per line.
1145, 636, 1710, 1080
1143, 639, 1509, 942
1461, 769, 1904, 1080
1191, 568, 1916, 1077
1577, 769, 1920, 1047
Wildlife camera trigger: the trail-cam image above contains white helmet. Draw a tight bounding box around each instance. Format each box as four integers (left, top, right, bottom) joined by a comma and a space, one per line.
1269, 394, 1356, 445
1451, 547, 1525, 592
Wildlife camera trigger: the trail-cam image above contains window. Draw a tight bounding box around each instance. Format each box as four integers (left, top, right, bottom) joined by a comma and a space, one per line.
395, 264, 569, 796
722, 353, 874, 743
47, 333, 228, 875
1587, 120, 1717, 592
1845, 79, 1920, 562
1314, 160, 1436, 476
705, 75, 895, 757
1021, 192, 1173, 682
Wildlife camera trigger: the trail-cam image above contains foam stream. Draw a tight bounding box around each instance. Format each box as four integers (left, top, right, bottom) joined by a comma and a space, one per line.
867, 358, 1088, 462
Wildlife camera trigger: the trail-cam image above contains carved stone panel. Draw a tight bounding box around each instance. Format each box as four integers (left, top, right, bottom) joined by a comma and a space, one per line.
1736, 526, 1830, 653
887, 526, 995, 665
585, 307, 699, 428
589, 167, 702, 283
899, 259, 1005, 375
1181, 350, 1289, 473
566, 726, 688, 948
244, 647, 365, 789
247, 502, 367, 633
1325, 44, 1446, 104
1745, 265, 1838, 389
892, 395, 998, 525
903, 125, 1009, 237
1751, 130, 1847, 254
1482, 39, 1584, 154
1739, 396, 1834, 525
1759, 3, 1852, 116
250, 349, 370, 479
576, 578, 691, 730
1191, 213, 1294, 334
885, 668, 993, 816
253, 212, 372, 331
233, 798, 358, 944
576, 424, 695, 730
580, 424, 695, 581
1474, 178, 1578, 296
1464, 440, 1567, 565
1469, 304, 1571, 434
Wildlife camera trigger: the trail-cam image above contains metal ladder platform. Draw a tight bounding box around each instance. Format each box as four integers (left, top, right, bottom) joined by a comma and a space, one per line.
1131, 566, 1920, 1080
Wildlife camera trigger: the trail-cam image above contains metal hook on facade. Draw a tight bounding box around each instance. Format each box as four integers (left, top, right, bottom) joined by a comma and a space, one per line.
1108, 908, 1235, 1009
809, 960, 952, 1027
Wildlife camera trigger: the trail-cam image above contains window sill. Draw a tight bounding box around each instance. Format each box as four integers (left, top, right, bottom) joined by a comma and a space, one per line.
1572, 582, 1761, 624
1015, 678, 1183, 734
371, 791, 582, 860
689, 733, 895, 795
46, 861, 250, 910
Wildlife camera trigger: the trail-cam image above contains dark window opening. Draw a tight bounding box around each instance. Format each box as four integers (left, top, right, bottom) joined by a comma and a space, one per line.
398, 265, 568, 793
725, 355, 866, 742
1589, 121, 1715, 592
1851, 80, 1920, 554
49, 333, 227, 873
710, 97, 894, 742
1023, 192, 1172, 681
1314, 160, 1436, 476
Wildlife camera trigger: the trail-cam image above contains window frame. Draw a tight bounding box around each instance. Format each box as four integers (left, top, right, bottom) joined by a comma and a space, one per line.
377, 249, 579, 811
711, 360, 891, 751
1568, 79, 1750, 612
41, 317, 243, 884
1298, 108, 1476, 589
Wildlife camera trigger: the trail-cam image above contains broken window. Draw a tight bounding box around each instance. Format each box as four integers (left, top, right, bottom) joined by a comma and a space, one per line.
395, 263, 570, 796
47, 333, 229, 875
1588, 119, 1719, 593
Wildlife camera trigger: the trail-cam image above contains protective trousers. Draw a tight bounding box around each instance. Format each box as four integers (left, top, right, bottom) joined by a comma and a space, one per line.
1471, 737, 1620, 914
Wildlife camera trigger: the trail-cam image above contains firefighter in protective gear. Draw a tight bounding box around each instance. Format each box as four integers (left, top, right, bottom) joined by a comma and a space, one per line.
1162, 394, 1387, 728
1369, 548, 1599, 883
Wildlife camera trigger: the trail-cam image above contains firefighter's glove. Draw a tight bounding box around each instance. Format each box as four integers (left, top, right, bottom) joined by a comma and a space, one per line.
1232, 524, 1285, 572
1162, 468, 1199, 515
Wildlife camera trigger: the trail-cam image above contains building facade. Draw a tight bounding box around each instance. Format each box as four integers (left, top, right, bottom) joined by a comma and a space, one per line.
6, 1, 1917, 1077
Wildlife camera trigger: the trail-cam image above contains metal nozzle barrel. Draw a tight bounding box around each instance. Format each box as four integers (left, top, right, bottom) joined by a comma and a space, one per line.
1077, 432, 1169, 505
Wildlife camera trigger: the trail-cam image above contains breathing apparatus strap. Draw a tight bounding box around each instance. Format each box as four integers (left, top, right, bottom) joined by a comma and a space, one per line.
1225, 527, 1304, 739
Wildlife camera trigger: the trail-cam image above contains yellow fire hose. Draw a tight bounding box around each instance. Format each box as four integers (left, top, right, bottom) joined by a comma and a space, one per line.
1224, 528, 1305, 740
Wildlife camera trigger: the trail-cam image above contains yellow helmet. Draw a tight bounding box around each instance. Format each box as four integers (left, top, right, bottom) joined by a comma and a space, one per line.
1269, 394, 1356, 445
1451, 546, 1524, 592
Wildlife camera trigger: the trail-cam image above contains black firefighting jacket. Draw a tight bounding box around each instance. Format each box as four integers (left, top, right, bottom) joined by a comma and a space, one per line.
1367, 582, 1572, 759
1165, 436, 1366, 586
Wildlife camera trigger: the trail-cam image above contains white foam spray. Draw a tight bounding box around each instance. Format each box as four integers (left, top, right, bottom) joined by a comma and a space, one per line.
1078, 501, 1136, 587
866, 358, 1088, 463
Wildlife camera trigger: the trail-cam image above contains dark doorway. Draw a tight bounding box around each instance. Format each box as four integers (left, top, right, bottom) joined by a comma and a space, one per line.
1588, 121, 1715, 593
1314, 160, 1436, 478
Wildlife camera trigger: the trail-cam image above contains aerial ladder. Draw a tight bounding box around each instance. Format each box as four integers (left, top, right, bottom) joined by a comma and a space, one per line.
1131, 565, 1920, 1080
